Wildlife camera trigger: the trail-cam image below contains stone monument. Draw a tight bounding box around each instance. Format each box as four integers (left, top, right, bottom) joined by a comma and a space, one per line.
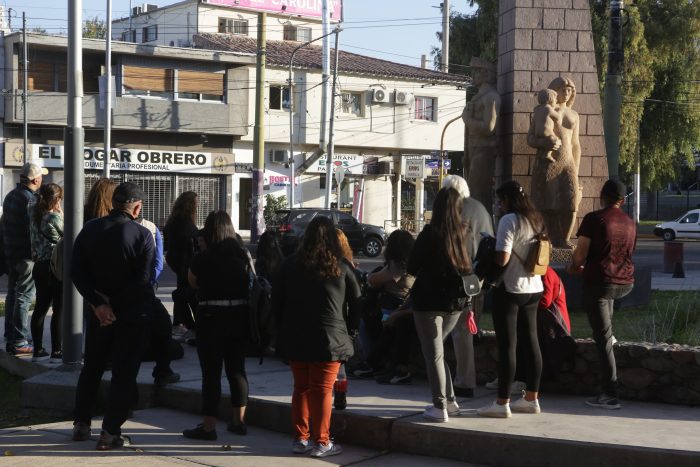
462, 57, 500, 213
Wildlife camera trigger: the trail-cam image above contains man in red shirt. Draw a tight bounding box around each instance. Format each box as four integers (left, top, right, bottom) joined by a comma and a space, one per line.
567, 180, 636, 410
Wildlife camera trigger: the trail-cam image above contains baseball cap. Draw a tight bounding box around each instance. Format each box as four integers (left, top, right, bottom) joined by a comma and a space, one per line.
20, 162, 49, 180
112, 182, 145, 204
601, 179, 627, 201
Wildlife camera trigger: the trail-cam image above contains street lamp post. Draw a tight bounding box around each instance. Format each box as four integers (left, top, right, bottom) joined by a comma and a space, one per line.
288, 27, 341, 208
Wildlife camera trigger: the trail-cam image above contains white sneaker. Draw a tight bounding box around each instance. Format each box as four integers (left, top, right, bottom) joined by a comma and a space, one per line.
422, 406, 448, 422
485, 378, 498, 390
425, 401, 460, 417
477, 401, 512, 418
310, 441, 342, 458
510, 397, 541, 414
292, 438, 313, 454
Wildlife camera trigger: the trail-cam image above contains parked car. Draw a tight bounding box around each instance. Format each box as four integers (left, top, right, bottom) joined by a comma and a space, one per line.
654, 209, 700, 241
269, 208, 387, 257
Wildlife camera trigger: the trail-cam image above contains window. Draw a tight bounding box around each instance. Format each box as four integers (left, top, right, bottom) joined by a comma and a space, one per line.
283, 24, 312, 42
414, 96, 436, 121
680, 213, 699, 224
337, 213, 356, 226
177, 70, 225, 102
319, 174, 338, 190
341, 92, 363, 117
142, 25, 158, 42
218, 17, 248, 35
121, 29, 136, 42
122, 65, 173, 98
269, 85, 291, 110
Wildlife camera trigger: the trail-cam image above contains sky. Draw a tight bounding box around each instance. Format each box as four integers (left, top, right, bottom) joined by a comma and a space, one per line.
1, 0, 474, 67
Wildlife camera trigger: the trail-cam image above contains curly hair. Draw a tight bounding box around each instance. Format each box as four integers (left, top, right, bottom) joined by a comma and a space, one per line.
384, 229, 415, 268
336, 229, 354, 263
300, 216, 343, 279
430, 187, 471, 273
85, 178, 117, 220
168, 191, 198, 226
33, 183, 63, 228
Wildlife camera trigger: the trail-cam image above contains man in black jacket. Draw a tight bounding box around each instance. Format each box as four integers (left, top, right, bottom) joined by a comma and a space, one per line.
70, 182, 156, 450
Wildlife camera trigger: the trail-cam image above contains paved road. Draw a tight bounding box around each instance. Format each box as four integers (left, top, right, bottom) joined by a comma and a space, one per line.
634, 238, 700, 272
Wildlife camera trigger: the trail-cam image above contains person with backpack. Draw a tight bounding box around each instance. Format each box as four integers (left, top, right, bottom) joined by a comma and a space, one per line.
272, 216, 361, 458
477, 180, 544, 418
407, 187, 473, 423
29, 183, 64, 363
182, 210, 250, 440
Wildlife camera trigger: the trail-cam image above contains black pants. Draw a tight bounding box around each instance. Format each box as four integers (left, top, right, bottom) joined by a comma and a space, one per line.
367, 313, 416, 371
150, 298, 175, 377
492, 285, 543, 399
74, 310, 150, 436
195, 305, 249, 415
582, 283, 633, 397
172, 269, 196, 330
30, 260, 62, 354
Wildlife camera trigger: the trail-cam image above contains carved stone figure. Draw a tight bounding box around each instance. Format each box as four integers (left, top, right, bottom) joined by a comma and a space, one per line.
527, 77, 581, 248
533, 89, 562, 163
462, 57, 500, 212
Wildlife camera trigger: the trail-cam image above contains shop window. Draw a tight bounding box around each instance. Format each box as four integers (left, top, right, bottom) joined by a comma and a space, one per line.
177, 70, 225, 102
122, 65, 173, 98
142, 25, 158, 42
283, 24, 312, 42
341, 92, 363, 117
414, 96, 436, 121
269, 85, 291, 111
219, 17, 248, 35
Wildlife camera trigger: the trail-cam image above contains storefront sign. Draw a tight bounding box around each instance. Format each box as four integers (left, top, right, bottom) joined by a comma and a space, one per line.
204, 0, 342, 20
4, 143, 234, 175
405, 159, 425, 179
263, 170, 299, 190
307, 153, 363, 175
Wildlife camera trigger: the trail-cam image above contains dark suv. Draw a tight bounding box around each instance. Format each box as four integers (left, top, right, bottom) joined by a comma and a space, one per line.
270, 208, 387, 257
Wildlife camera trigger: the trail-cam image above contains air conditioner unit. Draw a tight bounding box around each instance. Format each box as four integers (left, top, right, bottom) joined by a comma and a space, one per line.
132, 6, 143, 15
376, 161, 393, 175
270, 149, 288, 164
395, 90, 413, 105
372, 88, 389, 103
144, 4, 159, 13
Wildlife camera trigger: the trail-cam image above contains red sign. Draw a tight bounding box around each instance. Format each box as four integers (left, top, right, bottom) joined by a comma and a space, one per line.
203, 0, 342, 20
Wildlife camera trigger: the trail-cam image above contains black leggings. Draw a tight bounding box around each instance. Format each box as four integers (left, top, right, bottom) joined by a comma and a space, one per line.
195, 306, 249, 415
492, 285, 543, 399
30, 260, 62, 353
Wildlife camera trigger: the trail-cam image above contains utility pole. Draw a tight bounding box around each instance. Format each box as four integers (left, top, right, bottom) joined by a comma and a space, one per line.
603, 0, 624, 180
103, 0, 113, 177
326, 27, 340, 209
321, 0, 333, 208
441, 0, 449, 73
63, 0, 85, 365
251, 12, 266, 243
22, 12, 27, 163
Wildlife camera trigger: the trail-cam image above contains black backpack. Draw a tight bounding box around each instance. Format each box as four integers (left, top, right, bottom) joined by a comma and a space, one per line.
247, 269, 275, 364
473, 234, 506, 289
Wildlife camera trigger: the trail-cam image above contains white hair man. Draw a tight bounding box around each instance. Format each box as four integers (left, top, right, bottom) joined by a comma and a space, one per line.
441, 174, 494, 397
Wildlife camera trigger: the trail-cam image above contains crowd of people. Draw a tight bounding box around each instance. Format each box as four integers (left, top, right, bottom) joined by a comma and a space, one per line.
0, 162, 636, 456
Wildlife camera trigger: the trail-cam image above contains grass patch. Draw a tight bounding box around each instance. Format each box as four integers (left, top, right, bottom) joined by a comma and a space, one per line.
480, 290, 700, 346
0, 368, 64, 429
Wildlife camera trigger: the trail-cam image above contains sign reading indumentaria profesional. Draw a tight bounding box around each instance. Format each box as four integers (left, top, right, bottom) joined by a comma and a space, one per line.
4, 143, 234, 175
203, 0, 342, 20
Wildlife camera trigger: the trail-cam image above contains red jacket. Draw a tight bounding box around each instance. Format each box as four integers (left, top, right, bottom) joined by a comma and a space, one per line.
538, 267, 571, 333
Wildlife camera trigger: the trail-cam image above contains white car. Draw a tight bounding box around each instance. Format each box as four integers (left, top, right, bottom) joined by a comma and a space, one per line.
654, 209, 700, 241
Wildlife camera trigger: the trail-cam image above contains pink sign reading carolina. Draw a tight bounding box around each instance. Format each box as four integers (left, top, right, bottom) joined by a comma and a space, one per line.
204, 0, 342, 19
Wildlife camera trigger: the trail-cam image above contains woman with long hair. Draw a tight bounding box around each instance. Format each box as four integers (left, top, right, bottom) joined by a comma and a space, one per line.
477, 180, 545, 418
407, 187, 472, 422
273, 217, 361, 458
29, 183, 64, 362
85, 178, 117, 222
255, 230, 284, 283
164, 191, 199, 338
182, 210, 250, 440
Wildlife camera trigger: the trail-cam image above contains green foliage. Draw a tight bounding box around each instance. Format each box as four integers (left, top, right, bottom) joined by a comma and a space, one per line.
83, 17, 106, 39
263, 194, 288, 226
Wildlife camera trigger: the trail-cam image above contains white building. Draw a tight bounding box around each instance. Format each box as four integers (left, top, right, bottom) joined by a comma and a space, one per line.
111, 1, 469, 234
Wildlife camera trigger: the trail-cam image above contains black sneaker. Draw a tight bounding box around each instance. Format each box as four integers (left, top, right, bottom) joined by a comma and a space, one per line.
95, 430, 130, 451
49, 351, 63, 363
183, 424, 217, 440
154, 371, 181, 387
585, 394, 621, 410
334, 390, 347, 410
226, 422, 247, 436
72, 421, 92, 441
32, 348, 50, 362
376, 371, 412, 385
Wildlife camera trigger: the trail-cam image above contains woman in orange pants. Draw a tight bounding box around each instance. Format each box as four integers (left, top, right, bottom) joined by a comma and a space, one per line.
272, 217, 361, 458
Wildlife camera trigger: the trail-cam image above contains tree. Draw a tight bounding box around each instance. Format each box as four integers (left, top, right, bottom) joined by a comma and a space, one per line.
83, 17, 106, 39
439, 0, 700, 190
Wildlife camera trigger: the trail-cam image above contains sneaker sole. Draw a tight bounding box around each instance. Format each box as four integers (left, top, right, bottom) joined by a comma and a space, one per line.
422, 414, 448, 422
477, 410, 512, 418
585, 401, 621, 410
310, 448, 343, 458
511, 407, 541, 414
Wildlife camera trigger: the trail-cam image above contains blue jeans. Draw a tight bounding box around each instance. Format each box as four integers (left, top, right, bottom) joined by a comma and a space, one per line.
5, 259, 35, 348
582, 283, 634, 397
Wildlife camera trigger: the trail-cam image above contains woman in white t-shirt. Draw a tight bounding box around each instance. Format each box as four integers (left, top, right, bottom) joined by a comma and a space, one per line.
477, 180, 545, 418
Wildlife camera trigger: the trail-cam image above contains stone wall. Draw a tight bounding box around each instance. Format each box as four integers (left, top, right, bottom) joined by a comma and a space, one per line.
475, 332, 700, 405
497, 0, 608, 228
